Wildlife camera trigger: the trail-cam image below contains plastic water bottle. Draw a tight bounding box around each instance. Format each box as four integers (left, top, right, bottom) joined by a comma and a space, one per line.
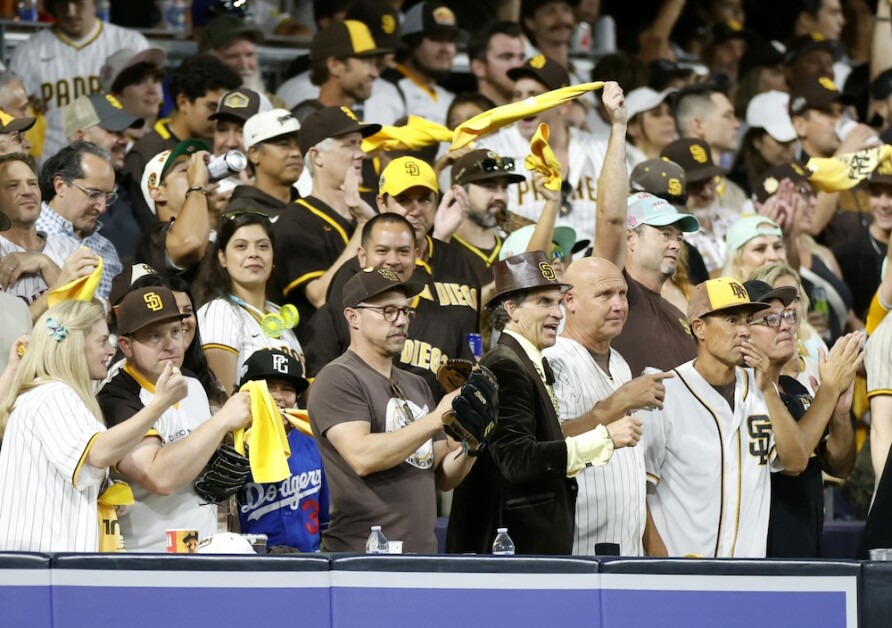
17, 0, 37, 22
365, 525, 389, 554
95, 0, 110, 21
492, 528, 515, 555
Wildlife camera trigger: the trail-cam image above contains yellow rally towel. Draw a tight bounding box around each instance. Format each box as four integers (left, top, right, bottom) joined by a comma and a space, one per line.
47, 252, 103, 306
806, 145, 892, 192
362, 115, 453, 153
98, 481, 133, 552
450, 81, 604, 151
524, 123, 562, 191
234, 380, 292, 483
282, 408, 314, 437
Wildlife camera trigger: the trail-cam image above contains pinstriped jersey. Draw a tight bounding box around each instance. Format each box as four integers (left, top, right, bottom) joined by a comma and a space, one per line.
0, 382, 107, 552
866, 312, 892, 399
477, 125, 606, 245
0, 232, 75, 305
643, 360, 781, 558
10, 22, 149, 160
197, 297, 305, 393
544, 337, 645, 556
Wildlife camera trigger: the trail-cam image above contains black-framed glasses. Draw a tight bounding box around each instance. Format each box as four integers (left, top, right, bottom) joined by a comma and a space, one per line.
751, 310, 798, 328
71, 181, 117, 206
222, 209, 270, 221
353, 304, 416, 322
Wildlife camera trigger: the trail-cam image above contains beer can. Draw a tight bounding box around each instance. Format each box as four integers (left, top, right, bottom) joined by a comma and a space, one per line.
466, 333, 483, 361
207, 150, 247, 181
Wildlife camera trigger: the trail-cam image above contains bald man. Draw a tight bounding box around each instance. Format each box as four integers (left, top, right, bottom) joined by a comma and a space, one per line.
543, 257, 672, 556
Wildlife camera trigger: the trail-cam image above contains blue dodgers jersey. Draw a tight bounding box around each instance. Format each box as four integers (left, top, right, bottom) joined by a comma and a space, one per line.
237, 430, 330, 552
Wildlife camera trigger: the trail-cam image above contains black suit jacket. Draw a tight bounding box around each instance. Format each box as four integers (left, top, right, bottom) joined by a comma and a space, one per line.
446, 333, 577, 555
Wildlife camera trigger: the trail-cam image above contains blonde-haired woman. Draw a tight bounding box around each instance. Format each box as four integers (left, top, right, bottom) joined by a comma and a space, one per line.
0, 301, 187, 552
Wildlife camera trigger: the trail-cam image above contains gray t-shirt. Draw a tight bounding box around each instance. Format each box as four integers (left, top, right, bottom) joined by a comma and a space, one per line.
308, 350, 444, 553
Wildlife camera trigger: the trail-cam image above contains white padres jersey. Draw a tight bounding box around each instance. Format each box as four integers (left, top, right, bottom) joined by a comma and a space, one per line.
544, 337, 645, 556
0, 382, 106, 552
0, 233, 74, 305
275, 72, 314, 110
388, 67, 453, 126
10, 22, 149, 160
478, 125, 606, 245
643, 360, 781, 558
362, 78, 407, 126
115, 371, 217, 552
198, 298, 306, 392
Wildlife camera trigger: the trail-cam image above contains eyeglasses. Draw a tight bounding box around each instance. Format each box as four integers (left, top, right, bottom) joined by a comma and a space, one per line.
353, 304, 416, 322
751, 310, 798, 328
71, 181, 117, 206
222, 209, 270, 220
129, 325, 185, 347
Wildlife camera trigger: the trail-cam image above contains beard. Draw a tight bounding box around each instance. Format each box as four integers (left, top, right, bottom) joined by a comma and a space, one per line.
411, 55, 452, 83
468, 207, 500, 229
242, 71, 267, 95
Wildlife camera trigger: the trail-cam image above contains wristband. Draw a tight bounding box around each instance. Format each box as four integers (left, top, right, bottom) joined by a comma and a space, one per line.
187, 185, 209, 196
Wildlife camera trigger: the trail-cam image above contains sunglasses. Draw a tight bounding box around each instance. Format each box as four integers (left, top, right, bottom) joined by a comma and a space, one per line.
455, 156, 516, 183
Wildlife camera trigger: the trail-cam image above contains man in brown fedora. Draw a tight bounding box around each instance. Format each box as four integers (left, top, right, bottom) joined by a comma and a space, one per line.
446, 251, 643, 555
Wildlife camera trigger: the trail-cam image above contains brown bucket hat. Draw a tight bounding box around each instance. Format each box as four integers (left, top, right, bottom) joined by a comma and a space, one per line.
486, 250, 572, 309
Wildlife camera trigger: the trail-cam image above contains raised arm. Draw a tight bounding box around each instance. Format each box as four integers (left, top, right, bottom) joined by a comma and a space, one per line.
592, 82, 629, 267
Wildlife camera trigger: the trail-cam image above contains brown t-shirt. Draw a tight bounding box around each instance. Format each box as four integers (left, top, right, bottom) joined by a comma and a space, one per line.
308, 350, 444, 553
612, 270, 697, 375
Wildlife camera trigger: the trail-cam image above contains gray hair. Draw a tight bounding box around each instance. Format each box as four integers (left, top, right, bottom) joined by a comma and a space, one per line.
303, 136, 336, 177
39, 141, 111, 203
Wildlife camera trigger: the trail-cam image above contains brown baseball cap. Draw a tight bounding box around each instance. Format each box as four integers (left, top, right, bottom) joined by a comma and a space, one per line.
115, 287, 188, 336
507, 54, 570, 91
452, 149, 526, 186
687, 277, 769, 323
660, 138, 725, 183
342, 266, 425, 309
0, 107, 35, 134
310, 20, 392, 62
486, 250, 572, 310
345, 0, 402, 50
298, 105, 381, 155
208, 89, 263, 123
630, 158, 687, 201
788, 76, 853, 117
754, 162, 811, 203
784, 33, 841, 66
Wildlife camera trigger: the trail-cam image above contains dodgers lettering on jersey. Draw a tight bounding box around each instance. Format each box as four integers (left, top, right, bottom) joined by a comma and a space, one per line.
643, 360, 781, 558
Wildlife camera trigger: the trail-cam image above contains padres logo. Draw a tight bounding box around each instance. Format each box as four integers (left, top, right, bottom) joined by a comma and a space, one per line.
223, 91, 249, 108
405, 160, 420, 176
341, 106, 358, 121
762, 176, 779, 195
679, 318, 692, 337
381, 14, 396, 34
144, 292, 164, 311
818, 77, 838, 92
530, 55, 546, 69
539, 262, 556, 281
105, 94, 123, 109
667, 178, 682, 196
690, 145, 708, 164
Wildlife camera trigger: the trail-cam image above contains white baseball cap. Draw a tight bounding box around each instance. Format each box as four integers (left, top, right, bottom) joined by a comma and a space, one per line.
745, 91, 797, 143
626, 87, 677, 120
243, 109, 301, 150
196, 532, 256, 554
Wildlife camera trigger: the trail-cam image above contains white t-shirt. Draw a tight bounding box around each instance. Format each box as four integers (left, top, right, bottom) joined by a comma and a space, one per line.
0, 382, 106, 552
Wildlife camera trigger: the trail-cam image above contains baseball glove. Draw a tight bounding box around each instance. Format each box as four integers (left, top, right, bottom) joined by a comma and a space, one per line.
437, 359, 499, 454
194, 443, 253, 504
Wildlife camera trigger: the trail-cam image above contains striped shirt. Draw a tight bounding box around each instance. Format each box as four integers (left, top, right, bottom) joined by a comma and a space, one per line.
0, 382, 107, 552
35, 202, 122, 301
0, 232, 75, 305
544, 337, 646, 556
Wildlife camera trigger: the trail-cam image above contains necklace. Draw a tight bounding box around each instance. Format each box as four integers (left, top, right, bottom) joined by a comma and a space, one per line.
228, 295, 298, 338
